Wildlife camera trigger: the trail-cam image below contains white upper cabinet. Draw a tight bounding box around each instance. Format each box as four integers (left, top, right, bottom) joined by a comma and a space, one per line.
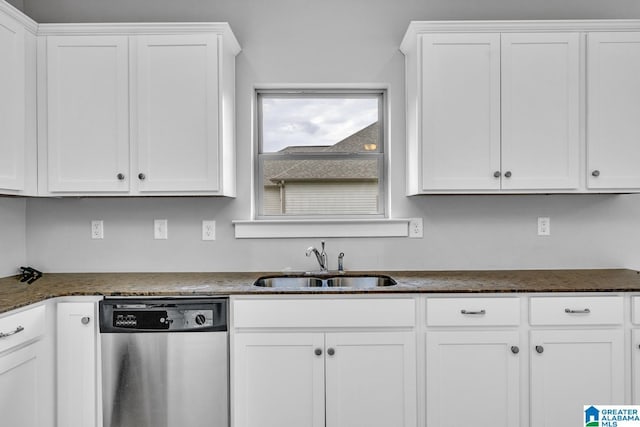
0, 10, 25, 191
38, 24, 240, 196
134, 34, 220, 193
419, 33, 501, 191
587, 32, 640, 190
402, 24, 581, 194
0, 2, 36, 195
501, 33, 580, 190
45, 35, 130, 193
402, 21, 640, 194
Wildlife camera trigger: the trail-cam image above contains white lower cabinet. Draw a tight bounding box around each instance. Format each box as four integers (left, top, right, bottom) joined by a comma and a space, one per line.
234, 330, 415, 427
231, 297, 417, 427
57, 301, 98, 427
425, 330, 521, 427
0, 343, 40, 427
632, 329, 640, 403
0, 304, 46, 427
234, 332, 325, 427
530, 329, 624, 427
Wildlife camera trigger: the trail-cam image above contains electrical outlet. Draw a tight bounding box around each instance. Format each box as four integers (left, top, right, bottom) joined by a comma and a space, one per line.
91, 220, 104, 239
537, 217, 550, 236
154, 219, 168, 240
202, 220, 216, 241
409, 218, 423, 238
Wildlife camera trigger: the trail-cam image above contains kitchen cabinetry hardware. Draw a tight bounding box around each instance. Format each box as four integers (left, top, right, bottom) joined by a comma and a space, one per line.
314, 348, 322, 356
535, 345, 544, 354
493, 171, 501, 178
460, 309, 486, 315
504, 171, 512, 178
117, 173, 125, 180
327, 348, 335, 356
0, 325, 24, 339
138, 173, 146, 180
81, 317, 90, 325
591, 170, 600, 177
564, 308, 591, 314
511, 346, 519, 354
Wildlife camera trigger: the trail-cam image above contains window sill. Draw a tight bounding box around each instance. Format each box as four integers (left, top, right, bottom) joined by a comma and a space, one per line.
232, 219, 411, 239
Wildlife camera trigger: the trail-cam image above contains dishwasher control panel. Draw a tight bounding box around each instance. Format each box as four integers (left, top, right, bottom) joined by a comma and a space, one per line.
99, 298, 227, 333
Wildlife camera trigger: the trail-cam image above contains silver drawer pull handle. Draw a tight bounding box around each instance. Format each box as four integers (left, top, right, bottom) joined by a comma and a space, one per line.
460, 309, 486, 315
0, 325, 24, 339
565, 308, 591, 314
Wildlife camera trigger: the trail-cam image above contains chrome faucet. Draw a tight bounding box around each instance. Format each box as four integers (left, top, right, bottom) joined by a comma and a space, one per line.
306, 240, 328, 272
338, 252, 345, 273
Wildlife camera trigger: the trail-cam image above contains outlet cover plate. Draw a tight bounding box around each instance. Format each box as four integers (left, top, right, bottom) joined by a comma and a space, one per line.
202, 220, 216, 241
409, 218, 423, 238
154, 219, 168, 240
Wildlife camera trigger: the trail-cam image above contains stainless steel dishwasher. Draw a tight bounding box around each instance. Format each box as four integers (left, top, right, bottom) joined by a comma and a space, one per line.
99, 298, 228, 427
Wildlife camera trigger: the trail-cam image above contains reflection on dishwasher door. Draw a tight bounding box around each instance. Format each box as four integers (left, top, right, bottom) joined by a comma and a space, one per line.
99, 298, 229, 427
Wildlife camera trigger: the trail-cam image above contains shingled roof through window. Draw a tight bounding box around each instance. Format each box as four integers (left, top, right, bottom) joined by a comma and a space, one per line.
264, 121, 380, 184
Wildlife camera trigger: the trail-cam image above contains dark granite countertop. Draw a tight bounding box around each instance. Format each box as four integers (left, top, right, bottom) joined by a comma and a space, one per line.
1, 269, 640, 314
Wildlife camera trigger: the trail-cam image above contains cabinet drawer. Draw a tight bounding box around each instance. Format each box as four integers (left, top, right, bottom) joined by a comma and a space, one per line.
0, 305, 45, 353
426, 297, 520, 326
530, 296, 623, 325
233, 298, 415, 329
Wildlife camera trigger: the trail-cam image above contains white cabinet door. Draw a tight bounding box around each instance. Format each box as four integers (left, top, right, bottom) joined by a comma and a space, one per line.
419, 33, 501, 191
0, 344, 40, 427
530, 329, 624, 427
233, 332, 325, 427
587, 32, 640, 189
134, 34, 220, 192
325, 332, 416, 427
425, 331, 520, 427
46, 35, 129, 192
633, 329, 640, 404
501, 33, 580, 190
57, 302, 97, 427
0, 11, 25, 191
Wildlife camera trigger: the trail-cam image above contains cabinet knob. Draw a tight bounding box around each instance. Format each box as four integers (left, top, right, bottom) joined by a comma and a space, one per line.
314, 348, 322, 356
511, 346, 519, 354
327, 348, 335, 356
138, 173, 146, 180
535, 345, 544, 354
592, 170, 600, 177
493, 171, 501, 178
504, 171, 512, 178
117, 173, 125, 181
81, 317, 90, 325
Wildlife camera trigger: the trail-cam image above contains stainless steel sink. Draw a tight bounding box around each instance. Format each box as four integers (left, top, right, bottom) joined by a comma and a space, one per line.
253, 277, 324, 288
253, 274, 397, 289
325, 276, 396, 288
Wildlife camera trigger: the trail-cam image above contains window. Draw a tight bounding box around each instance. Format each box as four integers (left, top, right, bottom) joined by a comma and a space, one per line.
256, 89, 386, 218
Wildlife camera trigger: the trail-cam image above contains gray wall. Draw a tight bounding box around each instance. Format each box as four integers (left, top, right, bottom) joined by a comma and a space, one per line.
0, 198, 26, 277
20, 0, 640, 273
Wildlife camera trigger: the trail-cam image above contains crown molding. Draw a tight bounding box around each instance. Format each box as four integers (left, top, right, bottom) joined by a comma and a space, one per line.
0, 1, 38, 34
37, 22, 241, 54
401, 19, 640, 53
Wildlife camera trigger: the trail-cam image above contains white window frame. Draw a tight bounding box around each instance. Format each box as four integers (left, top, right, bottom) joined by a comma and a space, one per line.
233, 84, 411, 239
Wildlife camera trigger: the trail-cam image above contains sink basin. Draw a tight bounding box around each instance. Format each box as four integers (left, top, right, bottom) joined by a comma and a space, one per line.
252, 277, 324, 288
253, 274, 397, 289
325, 276, 396, 288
